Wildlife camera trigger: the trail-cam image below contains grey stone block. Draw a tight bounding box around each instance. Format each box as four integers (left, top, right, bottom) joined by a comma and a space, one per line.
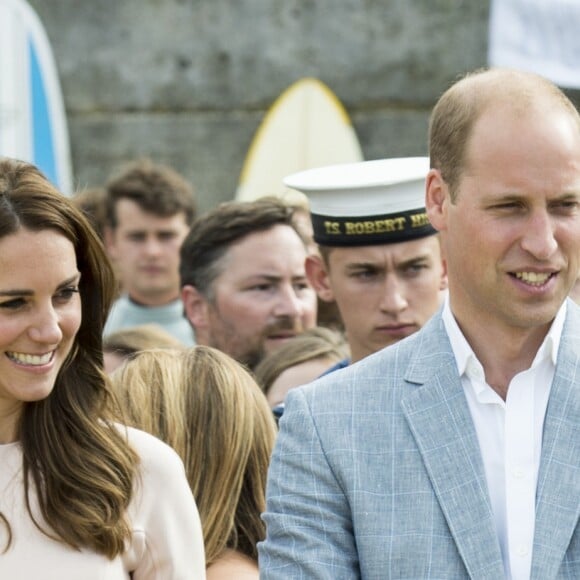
27, 0, 491, 210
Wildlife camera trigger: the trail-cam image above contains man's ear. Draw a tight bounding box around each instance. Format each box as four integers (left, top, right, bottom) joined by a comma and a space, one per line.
305, 255, 335, 303
104, 226, 118, 260
181, 285, 210, 329
425, 168, 449, 232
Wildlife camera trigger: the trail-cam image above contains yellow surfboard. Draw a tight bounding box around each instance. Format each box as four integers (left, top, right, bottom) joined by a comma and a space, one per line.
236, 78, 363, 204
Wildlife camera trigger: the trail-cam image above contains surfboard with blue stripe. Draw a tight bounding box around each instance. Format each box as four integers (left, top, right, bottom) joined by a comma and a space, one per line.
0, 0, 73, 195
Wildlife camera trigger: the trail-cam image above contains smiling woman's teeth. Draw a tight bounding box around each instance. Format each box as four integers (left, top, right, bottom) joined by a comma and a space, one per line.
515, 272, 550, 285
6, 352, 53, 366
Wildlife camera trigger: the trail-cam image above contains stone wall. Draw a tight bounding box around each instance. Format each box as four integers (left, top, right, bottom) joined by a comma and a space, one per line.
28, 0, 490, 211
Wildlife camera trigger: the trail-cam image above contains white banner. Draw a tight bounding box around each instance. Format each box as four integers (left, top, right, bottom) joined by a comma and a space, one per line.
488, 0, 580, 89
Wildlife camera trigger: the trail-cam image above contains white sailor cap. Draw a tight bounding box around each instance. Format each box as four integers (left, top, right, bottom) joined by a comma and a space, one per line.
283, 157, 435, 247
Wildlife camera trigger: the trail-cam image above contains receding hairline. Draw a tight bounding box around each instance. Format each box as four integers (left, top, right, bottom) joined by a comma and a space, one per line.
429, 68, 580, 198
463, 70, 579, 160
454, 68, 578, 115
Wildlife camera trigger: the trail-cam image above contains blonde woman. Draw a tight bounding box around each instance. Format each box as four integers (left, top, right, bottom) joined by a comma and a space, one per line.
0, 158, 205, 578
111, 346, 277, 579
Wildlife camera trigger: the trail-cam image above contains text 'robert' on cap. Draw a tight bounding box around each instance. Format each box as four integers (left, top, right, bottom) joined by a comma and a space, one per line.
283, 157, 436, 247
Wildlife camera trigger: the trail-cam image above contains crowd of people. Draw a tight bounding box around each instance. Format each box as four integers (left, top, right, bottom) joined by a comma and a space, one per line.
1, 66, 579, 579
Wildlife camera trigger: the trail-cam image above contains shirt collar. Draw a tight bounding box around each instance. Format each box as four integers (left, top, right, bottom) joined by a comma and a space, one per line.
442, 295, 566, 378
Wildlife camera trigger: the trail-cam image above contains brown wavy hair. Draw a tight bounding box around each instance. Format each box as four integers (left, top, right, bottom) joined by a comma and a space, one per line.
0, 158, 138, 557
179, 197, 302, 300
110, 345, 277, 566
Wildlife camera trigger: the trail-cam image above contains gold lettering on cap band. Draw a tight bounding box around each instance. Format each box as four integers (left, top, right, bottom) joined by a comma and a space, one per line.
324, 221, 341, 235
410, 213, 430, 228
344, 217, 406, 235
311, 210, 436, 247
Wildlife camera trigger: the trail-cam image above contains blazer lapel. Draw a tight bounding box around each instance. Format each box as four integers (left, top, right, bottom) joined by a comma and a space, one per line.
531, 305, 580, 579
400, 318, 504, 578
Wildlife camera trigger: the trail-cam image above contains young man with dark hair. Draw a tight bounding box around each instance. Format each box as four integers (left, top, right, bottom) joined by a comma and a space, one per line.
104, 158, 197, 345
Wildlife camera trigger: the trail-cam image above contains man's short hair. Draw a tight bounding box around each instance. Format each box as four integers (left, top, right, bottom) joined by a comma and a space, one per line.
105, 158, 197, 228
179, 197, 301, 299
429, 67, 580, 201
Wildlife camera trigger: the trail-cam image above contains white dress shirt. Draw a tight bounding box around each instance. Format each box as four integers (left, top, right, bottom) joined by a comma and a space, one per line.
442, 298, 566, 580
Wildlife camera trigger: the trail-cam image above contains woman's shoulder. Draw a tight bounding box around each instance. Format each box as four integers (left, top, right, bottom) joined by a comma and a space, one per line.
117, 424, 185, 482
206, 549, 258, 580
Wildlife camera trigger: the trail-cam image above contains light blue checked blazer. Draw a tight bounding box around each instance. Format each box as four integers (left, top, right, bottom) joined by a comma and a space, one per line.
259, 303, 580, 579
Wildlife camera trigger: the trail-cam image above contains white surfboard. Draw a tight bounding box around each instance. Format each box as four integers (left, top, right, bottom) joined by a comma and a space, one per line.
0, 0, 73, 195
236, 77, 363, 204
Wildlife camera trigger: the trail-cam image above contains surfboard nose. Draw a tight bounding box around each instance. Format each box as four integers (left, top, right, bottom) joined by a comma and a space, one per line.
236, 77, 363, 203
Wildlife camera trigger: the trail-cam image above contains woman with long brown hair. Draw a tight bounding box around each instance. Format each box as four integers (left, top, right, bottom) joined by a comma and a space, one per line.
0, 158, 205, 578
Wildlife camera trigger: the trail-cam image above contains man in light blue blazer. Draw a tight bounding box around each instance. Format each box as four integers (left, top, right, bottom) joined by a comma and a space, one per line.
259, 68, 580, 579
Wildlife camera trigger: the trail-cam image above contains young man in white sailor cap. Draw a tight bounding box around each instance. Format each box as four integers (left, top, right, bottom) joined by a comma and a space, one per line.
285, 156, 447, 368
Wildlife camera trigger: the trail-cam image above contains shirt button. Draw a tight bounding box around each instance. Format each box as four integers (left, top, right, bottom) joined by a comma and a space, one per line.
512, 467, 525, 479
517, 545, 529, 557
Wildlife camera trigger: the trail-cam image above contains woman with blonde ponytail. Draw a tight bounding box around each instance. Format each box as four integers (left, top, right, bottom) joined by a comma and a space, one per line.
111, 345, 277, 579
